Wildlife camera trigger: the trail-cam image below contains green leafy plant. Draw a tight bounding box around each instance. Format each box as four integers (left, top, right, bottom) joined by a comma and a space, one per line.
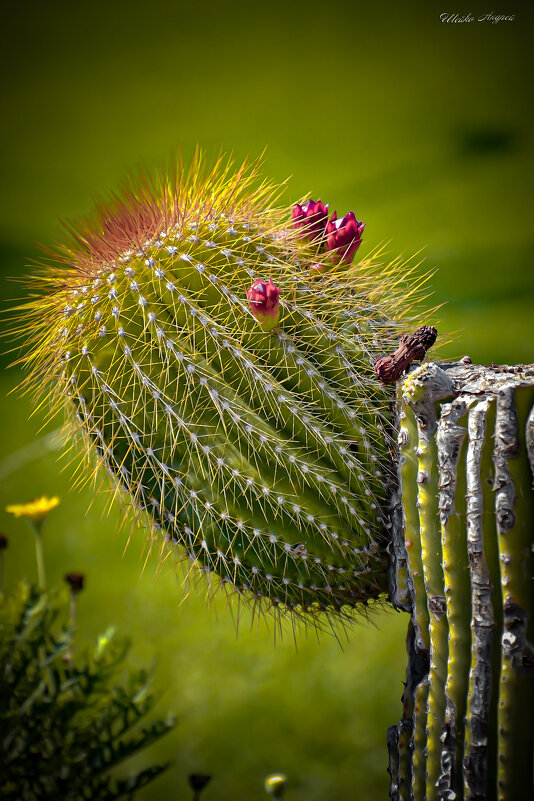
0, 578, 174, 799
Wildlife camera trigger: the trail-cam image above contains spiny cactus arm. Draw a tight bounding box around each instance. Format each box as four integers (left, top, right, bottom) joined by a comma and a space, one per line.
53, 246, 399, 614
494, 384, 534, 801
132, 249, 387, 518
437, 399, 471, 797
19, 155, 437, 623
73, 287, 385, 540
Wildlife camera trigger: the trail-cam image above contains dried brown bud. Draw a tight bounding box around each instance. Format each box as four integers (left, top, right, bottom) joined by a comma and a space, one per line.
64, 572, 85, 593
374, 326, 438, 384
0, 533, 8, 550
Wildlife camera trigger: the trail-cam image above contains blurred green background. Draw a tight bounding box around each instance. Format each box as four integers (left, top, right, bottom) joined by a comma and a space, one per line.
1, 0, 533, 798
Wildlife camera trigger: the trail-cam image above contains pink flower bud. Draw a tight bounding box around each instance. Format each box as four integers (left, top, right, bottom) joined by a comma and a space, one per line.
292, 199, 329, 242
325, 211, 365, 265
246, 279, 281, 331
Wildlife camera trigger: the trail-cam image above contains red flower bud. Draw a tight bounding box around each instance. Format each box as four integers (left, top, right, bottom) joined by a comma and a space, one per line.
292, 199, 329, 242
325, 211, 365, 265
246, 279, 280, 331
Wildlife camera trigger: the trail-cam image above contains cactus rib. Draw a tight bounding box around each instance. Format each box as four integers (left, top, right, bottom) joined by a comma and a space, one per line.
463, 398, 497, 801
437, 397, 470, 801
494, 386, 534, 801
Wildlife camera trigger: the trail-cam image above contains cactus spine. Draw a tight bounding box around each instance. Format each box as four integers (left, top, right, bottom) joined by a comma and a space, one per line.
19, 155, 429, 620
389, 362, 534, 801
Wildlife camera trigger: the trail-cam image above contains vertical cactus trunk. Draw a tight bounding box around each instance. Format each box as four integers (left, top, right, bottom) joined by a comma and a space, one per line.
388, 362, 534, 801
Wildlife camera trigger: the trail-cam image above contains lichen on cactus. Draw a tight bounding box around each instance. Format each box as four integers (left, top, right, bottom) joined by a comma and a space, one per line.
16, 153, 430, 621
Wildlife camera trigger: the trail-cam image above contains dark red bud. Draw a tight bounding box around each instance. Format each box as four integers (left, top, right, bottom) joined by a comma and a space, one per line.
292, 199, 329, 242
246, 279, 281, 330
325, 210, 365, 265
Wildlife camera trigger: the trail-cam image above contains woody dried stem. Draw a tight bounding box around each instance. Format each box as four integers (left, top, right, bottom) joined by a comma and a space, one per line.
375, 326, 438, 385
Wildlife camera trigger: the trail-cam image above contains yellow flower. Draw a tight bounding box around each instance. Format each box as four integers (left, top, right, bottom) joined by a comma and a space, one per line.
6, 496, 60, 527
265, 775, 287, 800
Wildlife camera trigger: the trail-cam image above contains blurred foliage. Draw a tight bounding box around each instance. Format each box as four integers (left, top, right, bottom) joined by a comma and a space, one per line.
0, 582, 174, 800
1, 0, 533, 799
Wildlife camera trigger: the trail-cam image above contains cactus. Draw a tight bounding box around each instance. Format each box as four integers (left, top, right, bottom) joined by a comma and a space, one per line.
389, 362, 534, 801
17, 154, 429, 621
13, 154, 534, 798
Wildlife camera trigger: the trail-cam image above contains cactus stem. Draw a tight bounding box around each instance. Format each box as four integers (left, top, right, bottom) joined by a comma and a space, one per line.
494, 386, 534, 801
437, 398, 470, 801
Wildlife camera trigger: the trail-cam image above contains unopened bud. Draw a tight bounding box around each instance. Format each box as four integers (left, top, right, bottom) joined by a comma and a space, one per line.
325, 210, 364, 265
246, 279, 280, 331
292, 199, 329, 242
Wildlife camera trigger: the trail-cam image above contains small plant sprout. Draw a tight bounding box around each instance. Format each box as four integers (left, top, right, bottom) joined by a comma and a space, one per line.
6, 496, 60, 592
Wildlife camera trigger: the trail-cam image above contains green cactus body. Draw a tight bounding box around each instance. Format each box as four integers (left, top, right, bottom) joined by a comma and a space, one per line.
20, 157, 427, 619
391, 363, 534, 801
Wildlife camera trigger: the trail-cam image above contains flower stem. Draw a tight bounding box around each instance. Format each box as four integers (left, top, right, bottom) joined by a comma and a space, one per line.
33, 527, 46, 592
69, 591, 77, 629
